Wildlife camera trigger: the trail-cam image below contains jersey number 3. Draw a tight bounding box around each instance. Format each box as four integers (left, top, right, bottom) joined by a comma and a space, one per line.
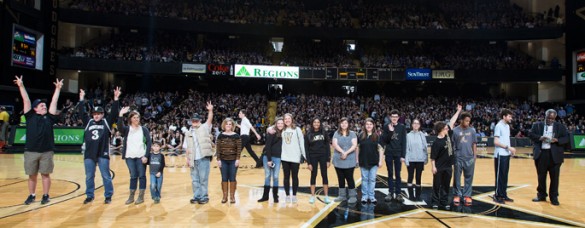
91, 130, 99, 140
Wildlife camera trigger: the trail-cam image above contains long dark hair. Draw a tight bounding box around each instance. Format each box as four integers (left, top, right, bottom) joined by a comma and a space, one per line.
360, 118, 378, 142
307, 117, 328, 142
337, 117, 349, 136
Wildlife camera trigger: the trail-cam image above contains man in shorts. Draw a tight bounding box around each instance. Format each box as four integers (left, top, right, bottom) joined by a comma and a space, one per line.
14, 75, 63, 205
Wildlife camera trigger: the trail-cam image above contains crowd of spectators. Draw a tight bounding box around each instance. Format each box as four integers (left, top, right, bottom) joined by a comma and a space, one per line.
65, 0, 561, 29
360, 41, 540, 70
280, 40, 355, 67
276, 94, 584, 139
62, 33, 272, 65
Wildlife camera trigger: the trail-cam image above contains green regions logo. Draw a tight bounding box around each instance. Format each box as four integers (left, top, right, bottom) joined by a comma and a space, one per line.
578, 72, 585, 81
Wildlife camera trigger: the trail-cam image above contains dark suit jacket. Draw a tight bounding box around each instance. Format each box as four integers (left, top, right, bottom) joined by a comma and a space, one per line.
528, 121, 569, 164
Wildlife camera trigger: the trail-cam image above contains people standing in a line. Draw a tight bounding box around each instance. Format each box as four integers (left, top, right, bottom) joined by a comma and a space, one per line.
280, 113, 306, 203
216, 118, 242, 204
237, 109, 262, 168
78, 87, 121, 204
405, 118, 428, 201
148, 142, 165, 204
528, 109, 568, 206
305, 117, 332, 204
332, 117, 358, 204
492, 108, 516, 204
381, 110, 407, 202
118, 106, 152, 205
357, 118, 384, 204
184, 102, 214, 204
258, 117, 284, 203
430, 105, 461, 210
15, 75, 63, 205
452, 111, 477, 206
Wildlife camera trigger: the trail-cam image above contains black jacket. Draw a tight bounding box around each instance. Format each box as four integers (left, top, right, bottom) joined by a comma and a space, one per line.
528, 121, 568, 164
381, 123, 407, 157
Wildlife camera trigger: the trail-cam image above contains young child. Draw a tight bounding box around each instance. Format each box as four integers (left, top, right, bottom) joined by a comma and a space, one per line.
430, 105, 461, 210
149, 142, 166, 204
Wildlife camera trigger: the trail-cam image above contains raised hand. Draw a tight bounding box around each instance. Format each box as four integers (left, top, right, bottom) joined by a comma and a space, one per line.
119, 106, 130, 116
13, 75, 24, 87
54, 78, 64, 90
388, 123, 394, 132
457, 104, 462, 112
79, 89, 86, 100
206, 101, 213, 111
113, 86, 122, 100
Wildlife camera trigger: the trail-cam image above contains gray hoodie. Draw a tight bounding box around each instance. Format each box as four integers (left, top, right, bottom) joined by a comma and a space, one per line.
405, 131, 428, 166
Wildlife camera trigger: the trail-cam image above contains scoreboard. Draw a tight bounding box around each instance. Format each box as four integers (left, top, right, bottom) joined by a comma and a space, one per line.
11, 24, 44, 71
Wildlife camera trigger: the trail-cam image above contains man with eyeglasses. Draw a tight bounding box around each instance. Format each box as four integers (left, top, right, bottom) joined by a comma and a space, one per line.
528, 109, 569, 206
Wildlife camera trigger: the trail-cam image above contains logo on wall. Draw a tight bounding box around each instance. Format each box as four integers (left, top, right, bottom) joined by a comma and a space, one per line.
207, 64, 232, 76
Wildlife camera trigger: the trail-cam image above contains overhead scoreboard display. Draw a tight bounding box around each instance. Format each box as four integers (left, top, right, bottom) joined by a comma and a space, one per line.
11, 24, 44, 71
575, 49, 585, 83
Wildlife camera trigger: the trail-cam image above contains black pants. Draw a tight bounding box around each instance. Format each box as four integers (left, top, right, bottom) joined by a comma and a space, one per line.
494, 155, 510, 198
535, 149, 562, 199
282, 161, 300, 196
309, 154, 329, 185
432, 168, 452, 206
241, 135, 260, 164
407, 162, 424, 186
335, 167, 355, 189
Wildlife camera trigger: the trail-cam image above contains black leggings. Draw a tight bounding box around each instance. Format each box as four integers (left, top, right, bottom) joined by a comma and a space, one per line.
309, 155, 329, 185
335, 167, 355, 189
407, 162, 424, 186
282, 161, 300, 196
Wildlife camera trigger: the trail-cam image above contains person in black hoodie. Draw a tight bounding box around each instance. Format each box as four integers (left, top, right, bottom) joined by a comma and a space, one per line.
258, 117, 284, 203
381, 110, 407, 202
305, 117, 332, 204
79, 87, 121, 204
148, 142, 165, 204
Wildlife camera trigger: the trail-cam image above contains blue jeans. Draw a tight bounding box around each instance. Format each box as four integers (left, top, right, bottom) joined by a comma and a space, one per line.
190, 157, 210, 200
361, 166, 378, 200
220, 160, 238, 182
84, 158, 113, 198
150, 173, 163, 199
263, 156, 281, 186
386, 155, 402, 194
125, 158, 147, 190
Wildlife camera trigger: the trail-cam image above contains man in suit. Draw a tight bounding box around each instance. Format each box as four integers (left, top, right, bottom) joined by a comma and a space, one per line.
528, 109, 569, 206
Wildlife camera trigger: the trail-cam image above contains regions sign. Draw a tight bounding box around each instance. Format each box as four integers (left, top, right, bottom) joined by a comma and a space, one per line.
12, 127, 84, 145
405, 68, 431, 80
182, 63, 206, 74
235, 64, 299, 79
432, 70, 455, 79
572, 134, 585, 150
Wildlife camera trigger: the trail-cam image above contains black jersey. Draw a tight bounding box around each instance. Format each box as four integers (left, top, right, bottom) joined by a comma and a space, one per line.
84, 119, 112, 161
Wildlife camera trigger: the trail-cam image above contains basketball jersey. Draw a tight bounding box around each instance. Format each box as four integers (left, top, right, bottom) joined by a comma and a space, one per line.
84, 119, 112, 161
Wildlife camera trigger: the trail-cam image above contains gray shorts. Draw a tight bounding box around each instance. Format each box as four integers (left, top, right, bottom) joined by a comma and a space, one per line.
24, 151, 55, 175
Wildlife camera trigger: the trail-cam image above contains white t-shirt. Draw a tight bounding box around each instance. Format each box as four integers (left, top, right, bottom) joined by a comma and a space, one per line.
240, 117, 253, 135
542, 125, 553, 149
494, 121, 511, 157
126, 126, 145, 158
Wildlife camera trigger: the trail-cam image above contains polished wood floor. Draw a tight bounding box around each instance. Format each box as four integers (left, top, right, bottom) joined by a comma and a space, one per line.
1, 146, 585, 227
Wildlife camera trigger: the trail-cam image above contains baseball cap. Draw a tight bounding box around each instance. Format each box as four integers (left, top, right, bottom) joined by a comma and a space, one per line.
32, 99, 46, 108
92, 106, 105, 113
191, 114, 202, 121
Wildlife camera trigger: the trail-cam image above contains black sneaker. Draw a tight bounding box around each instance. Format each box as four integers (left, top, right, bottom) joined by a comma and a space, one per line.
384, 194, 394, 202
503, 197, 514, 203
395, 194, 404, 203
24, 195, 36, 205
361, 199, 368, 204
198, 198, 209, 204
493, 197, 505, 204
432, 204, 439, 210
444, 205, 451, 210
41, 194, 50, 205
104, 197, 112, 204
190, 198, 200, 204
83, 197, 94, 204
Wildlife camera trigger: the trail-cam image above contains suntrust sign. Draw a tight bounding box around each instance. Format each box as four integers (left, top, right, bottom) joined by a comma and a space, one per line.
235, 64, 299, 79
405, 68, 431, 80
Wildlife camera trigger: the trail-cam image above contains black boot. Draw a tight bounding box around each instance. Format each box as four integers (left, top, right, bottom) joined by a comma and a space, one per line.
415, 185, 422, 201
272, 186, 279, 203
258, 186, 270, 202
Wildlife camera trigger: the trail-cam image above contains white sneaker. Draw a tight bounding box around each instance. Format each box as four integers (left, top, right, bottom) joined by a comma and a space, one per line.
286, 196, 291, 203
323, 196, 331, 204
309, 196, 315, 204
292, 196, 298, 203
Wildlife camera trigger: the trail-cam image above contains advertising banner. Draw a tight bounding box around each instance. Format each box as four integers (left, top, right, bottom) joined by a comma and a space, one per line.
235, 64, 299, 79
406, 68, 431, 80
182, 63, 206, 74
207, 64, 232, 76
432, 70, 455, 79
12, 127, 84, 145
